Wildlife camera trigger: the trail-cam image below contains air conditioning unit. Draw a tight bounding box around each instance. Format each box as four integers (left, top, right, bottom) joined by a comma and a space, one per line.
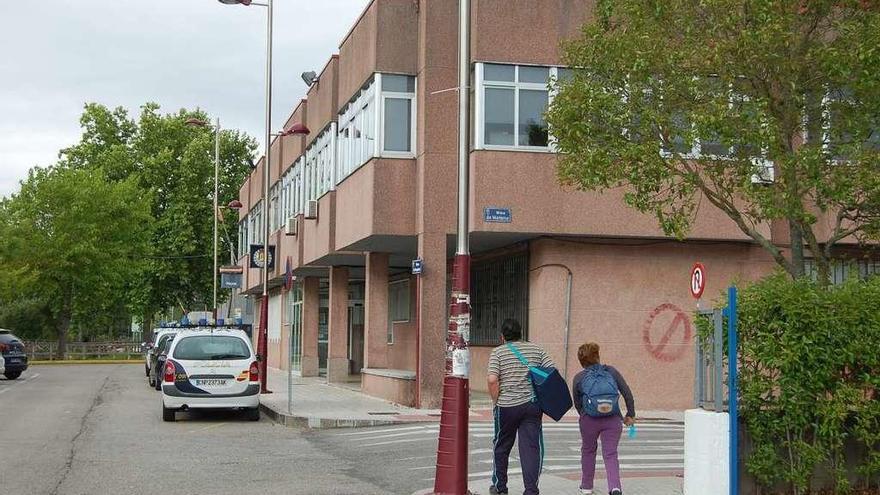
751, 159, 775, 185
284, 216, 298, 236
305, 200, 319, 219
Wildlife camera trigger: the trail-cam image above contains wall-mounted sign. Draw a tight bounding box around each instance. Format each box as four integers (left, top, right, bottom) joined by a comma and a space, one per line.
221, 273, 242, 289
484, 207, 512, 223
690, 262, 706, 299
412, 258, 423, 275
249, 244, 276, 269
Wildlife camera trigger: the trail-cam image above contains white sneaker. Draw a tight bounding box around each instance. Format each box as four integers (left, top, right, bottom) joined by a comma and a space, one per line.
578, 490, 593, 495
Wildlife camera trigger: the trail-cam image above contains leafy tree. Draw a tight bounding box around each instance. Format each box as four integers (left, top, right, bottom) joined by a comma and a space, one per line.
547, 0, 880, 283
0, 167, 151, 356
59, 103, 257, 329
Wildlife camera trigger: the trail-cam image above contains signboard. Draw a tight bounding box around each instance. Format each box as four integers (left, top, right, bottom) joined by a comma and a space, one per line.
411, 258, 423, 275
221, 272, 242, 289
690, 262, 706, 299
483, 207, 512, 223
249, 244, 275, 269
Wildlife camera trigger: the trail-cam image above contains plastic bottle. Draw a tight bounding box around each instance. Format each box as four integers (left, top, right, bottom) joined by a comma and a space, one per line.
627, 424, 637, 439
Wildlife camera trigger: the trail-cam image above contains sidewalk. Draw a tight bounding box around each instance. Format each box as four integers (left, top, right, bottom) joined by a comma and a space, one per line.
413, 473, 683, 495
259, 367, 441, 428
259, 367, 684, 428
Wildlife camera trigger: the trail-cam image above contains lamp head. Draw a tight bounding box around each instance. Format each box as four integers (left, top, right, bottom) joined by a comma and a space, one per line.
301, 71, 318, 86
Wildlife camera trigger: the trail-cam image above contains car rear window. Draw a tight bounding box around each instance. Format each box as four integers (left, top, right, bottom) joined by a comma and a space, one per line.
172, 335, 251, 361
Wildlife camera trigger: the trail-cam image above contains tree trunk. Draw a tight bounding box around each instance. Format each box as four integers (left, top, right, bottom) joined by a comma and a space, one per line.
55, 303, 72, 360
142, 313, 153, 343
789, 220, 806, 279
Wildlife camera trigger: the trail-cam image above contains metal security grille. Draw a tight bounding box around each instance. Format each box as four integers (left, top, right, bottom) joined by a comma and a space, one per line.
470, 252, 529, 346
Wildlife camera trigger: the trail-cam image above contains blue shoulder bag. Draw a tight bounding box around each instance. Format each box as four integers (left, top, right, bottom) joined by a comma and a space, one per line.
506, 342, 573, 421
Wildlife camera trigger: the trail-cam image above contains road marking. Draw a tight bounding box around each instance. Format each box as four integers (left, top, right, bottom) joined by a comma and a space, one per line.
189, 422, 227, 434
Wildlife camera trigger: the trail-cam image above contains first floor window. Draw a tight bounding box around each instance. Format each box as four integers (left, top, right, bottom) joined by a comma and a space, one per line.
478, 63, 556, 150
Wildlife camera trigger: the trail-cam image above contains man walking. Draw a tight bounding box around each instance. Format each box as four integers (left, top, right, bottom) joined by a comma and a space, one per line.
487, 318, 555, 495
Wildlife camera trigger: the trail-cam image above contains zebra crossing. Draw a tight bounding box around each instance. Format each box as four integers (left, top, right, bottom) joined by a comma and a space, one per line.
334, 419, 684, 482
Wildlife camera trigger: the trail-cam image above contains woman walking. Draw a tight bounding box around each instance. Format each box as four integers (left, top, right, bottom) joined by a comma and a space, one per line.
572, 342, 635, 495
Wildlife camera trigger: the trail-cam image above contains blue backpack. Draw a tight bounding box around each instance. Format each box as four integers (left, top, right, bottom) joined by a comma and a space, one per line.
580, 365, 620, 417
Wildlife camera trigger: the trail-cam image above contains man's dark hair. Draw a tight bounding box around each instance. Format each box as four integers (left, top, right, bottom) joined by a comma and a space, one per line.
500, 318, 522, 342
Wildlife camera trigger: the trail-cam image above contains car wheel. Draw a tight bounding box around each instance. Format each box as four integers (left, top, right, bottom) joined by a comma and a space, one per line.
148, 376, 155, 387
162, 405, 175, 422
246, 408, 260, 422
154, 377, 162, 391
4, 371, 21, 380
145, 364, 150, 377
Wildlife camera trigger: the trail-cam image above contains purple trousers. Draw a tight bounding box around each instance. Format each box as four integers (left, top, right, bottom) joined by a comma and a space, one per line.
579, 414, 623, 491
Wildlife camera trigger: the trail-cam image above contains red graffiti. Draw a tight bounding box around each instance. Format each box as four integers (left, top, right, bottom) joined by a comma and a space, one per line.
642, 303, 693, 362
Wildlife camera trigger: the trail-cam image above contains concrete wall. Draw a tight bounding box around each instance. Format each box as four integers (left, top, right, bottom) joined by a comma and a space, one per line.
468, 238, 776, 411
305, 57, 339, 147
471, 0, 593, 65
334, 158, 417, 251
469, 151, 768, 241
302, 192, 336, 265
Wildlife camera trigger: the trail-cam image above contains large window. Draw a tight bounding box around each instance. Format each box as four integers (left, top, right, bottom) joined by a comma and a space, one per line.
476, 63, 565, 150
469, 252, 529, 346
248, 201, 262, 245
304, 124, 336, 202
805, 258, 880, 285
336, 73, 417, 185
237, 219, 248, 259
380, 75, 416, 155
337, 77, 378, 182
269, 183, 280, 233
387, 278, 411, 344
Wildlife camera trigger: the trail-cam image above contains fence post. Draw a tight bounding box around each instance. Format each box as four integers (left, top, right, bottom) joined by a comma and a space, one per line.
713, 308, 724, 412
726, 286, 739, 495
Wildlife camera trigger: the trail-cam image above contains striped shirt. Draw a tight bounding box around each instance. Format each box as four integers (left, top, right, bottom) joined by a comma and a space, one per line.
487, 341, 554, 408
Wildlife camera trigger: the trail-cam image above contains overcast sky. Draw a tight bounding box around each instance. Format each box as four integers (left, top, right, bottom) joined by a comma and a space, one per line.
0, 0, 370, 198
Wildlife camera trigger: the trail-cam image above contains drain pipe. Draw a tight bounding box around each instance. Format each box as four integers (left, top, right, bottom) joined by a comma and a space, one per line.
530, 263, 573, 380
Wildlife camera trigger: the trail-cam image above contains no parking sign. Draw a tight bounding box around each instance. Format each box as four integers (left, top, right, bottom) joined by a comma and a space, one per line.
690, 262, 706, 299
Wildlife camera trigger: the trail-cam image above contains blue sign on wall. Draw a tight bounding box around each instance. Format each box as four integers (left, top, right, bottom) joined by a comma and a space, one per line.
411, 258, 423, 275
484, 207, 512, 223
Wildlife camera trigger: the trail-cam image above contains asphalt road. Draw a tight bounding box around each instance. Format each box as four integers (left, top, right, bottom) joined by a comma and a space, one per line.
0, 365, 393, 495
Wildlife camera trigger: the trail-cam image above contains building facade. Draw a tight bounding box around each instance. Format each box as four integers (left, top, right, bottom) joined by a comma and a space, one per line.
230, 0, 822, 410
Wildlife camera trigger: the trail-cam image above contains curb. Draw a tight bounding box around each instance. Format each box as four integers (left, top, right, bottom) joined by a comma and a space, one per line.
30, 360, 141, 365
258, 402, 425, 429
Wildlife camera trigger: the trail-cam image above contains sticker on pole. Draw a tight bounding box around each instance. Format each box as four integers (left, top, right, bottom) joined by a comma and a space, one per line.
690, 262, 706, 299
451, 348, 470, 377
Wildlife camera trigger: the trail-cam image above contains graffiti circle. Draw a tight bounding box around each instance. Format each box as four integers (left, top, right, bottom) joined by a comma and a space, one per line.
642, 303, 693, 363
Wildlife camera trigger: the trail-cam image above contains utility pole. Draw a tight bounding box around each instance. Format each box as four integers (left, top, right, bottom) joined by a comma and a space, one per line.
433, 0, 471, 493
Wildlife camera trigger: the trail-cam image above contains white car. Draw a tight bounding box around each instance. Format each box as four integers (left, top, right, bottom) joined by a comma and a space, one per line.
160, 328, 260, 422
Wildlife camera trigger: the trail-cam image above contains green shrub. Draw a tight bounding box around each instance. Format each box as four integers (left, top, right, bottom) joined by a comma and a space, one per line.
699, 273, 880, 494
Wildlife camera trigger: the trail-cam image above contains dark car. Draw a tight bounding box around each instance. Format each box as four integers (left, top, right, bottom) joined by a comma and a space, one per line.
0, 329, 28, 380
148, 333, 176, 389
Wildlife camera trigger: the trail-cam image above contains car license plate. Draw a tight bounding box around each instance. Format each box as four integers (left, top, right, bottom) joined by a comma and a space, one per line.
195, 379, 227, 387
7, 358, 19, 364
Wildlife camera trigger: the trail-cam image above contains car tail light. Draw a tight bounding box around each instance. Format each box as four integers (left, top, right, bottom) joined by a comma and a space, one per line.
249, 361, 260, 382
163, 361, 176, 383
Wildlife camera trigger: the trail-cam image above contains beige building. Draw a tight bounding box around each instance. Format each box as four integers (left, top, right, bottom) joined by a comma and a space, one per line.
231, 0, 809, 410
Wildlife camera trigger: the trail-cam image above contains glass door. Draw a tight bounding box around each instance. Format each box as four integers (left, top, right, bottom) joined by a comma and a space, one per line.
288, 285, 303, 373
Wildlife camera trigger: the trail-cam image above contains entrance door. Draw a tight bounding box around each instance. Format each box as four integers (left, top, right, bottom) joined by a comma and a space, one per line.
318, 294, 329, 376
348, 302, 365, 374
289, 292, 303, 373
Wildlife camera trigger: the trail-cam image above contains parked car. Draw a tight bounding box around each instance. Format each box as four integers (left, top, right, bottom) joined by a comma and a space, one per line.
0, 329, 28, 379
150, 333, 176, 390
145, 328, 176, 380
160, 328, 260, 422
0, 354, 5, 376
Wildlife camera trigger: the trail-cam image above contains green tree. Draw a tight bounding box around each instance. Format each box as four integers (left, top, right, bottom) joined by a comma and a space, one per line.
60, 103, 256, 328
0, 167, 151, 357
547, 0, 880, 283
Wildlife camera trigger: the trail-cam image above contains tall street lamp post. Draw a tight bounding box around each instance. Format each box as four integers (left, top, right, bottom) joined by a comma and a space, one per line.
434, 1, 472, 493
216, 0, 310, 393
185, 117, 222, 319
